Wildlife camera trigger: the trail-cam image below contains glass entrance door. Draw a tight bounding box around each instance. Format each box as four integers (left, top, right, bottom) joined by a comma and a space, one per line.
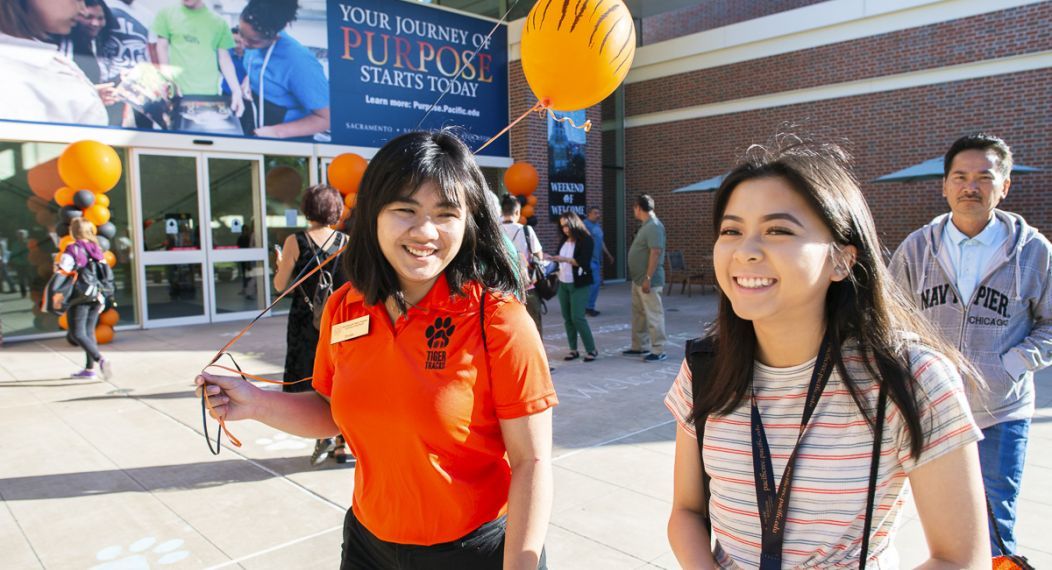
133, 151, 271, 326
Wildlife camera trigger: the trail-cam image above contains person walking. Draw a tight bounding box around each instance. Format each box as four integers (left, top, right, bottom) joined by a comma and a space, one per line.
582, 206, 613, 317
623, 195, 668, 362
272, 184, 348, 466
890, 133, 1052, 556
198, 130, 556, 569
666, 135, 989, 568
549, 212, 597, 362
51, 219, 114, 380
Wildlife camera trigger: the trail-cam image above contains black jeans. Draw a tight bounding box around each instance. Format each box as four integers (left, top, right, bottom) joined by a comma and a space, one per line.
341, 510, 547, 570
67, 302, 102, 368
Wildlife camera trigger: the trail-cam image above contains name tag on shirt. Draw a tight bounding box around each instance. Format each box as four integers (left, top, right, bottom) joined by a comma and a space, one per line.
331, 315, 369, 344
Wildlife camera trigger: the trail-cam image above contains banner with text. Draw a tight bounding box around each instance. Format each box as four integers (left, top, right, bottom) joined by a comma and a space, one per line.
547, 110, 587, 219
328, 1, 509, 156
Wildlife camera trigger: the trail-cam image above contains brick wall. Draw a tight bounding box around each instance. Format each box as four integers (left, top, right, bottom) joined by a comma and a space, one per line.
627, 2, 1052, 117
622, 69, 1052, 275
640, 0, 826, 45
509, 60, 604, 255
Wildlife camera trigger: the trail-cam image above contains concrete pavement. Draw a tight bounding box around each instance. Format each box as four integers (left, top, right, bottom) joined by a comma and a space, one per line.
1, 282, 1050, 568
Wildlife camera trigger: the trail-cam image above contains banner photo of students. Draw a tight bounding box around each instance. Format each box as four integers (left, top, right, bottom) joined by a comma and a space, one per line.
0, 0, 509, 154
547, 110, 587, 219
326, 1, 509, 156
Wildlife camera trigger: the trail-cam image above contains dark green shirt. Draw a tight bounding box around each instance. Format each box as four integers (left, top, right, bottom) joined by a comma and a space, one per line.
628, 216, 665, 287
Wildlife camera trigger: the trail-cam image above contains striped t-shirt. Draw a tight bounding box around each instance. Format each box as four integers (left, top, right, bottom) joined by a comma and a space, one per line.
664, 342, 981, 569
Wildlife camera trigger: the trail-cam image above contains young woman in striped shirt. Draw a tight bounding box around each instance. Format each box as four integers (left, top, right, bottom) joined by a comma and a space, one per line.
665, 135, 990, 568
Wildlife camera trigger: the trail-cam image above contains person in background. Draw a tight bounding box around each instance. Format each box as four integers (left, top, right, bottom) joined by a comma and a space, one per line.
273, 184, 349, 466
220, 26, 247, 98
198, 130, 555, 568
549, 212, 597, 362
0, 0, 108, 125
153, 0, 243, 117
582, 206, 614, 317
102, 0, 157, 127
623, 194, 668, 362
666, 134, 989, 568
51, 219, 114, 381
500, 194, 544, 338
237, 0, 329, 140
61, 0, 121, 122
890, 133, 1052, 556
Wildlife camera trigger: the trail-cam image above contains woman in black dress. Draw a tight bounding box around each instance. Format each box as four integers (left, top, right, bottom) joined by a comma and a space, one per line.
273, 184, 348, 465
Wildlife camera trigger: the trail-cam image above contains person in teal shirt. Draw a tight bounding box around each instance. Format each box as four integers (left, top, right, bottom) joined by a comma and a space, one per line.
154, 0, 243, 117
237, 0, 330, 140
624, 194, 668, 362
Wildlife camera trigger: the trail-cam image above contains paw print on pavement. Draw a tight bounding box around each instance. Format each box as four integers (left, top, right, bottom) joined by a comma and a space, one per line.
426, 317, 455, 349
255, 432, 309, 451
91, 537, 189, 569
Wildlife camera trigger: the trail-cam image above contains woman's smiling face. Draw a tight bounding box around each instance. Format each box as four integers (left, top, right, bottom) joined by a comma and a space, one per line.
714, 176, 849, 328
376, 181, 466, 303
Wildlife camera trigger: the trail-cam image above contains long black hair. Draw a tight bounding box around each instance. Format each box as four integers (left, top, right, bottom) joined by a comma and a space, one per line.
343, 130, 523, 313
558, 212, 590, 246
691, 133, 978, 460
240, 0, 299, 39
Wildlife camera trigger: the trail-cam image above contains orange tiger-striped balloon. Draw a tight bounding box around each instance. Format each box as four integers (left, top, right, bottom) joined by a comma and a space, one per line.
520, 0, 636, 111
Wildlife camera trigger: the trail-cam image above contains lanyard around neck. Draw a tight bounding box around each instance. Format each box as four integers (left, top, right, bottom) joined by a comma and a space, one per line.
752, 333, 833, 570
253, 40, 276, 131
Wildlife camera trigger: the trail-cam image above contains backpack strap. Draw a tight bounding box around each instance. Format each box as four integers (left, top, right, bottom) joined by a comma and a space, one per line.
685, 335, 717, 526
859, 382, 888, 570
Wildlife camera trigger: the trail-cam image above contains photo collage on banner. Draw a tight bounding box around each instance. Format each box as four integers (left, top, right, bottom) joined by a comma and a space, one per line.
0, 0, 508, 152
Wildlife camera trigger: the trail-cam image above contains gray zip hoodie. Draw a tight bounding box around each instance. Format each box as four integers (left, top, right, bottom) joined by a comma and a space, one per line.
889, 209, 1052, 429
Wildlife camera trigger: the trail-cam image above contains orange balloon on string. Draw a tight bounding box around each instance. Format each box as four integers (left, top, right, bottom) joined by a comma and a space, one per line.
504, 162, 538, 196
328, 154, 367, 195
104, 250, 117, 267
58, 140, 122, 193
84, 205, 111, 226
344, 192, 357, 209
58, 313, 69, 330
526, 195, 538, 207
95, 193, 110, 208
518, 216, 527, 225
520, 0, 636, 111
95, 324, 115, 344
521, 204, 535, 218
54, 186, 76, 207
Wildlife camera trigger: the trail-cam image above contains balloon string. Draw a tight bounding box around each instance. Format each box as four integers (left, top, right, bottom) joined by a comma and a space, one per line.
475, 99, 547, 154
200, 243, 348, 452
546, 108, 592, 133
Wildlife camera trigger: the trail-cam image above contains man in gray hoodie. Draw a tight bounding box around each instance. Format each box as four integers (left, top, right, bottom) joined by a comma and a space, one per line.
890, 133, 1052, 556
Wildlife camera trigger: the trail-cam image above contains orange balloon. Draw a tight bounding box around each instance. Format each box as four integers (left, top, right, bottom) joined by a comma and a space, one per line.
58, 313, 69, 330
27, 158, 64, 201
518, 216, 527, 225
104, 250, 116, 267
94, 193, 110, 208
99, 308, 120, 326
521, 204, 535, 218
344, 192, 357, 209
328, 154, 367, 195
95, 324, 114, 345
58, 140, 122, 193
84, 205, 111, 226
54, 186, 76, 207
58, 235, 75, 252
520, 0, 636, 111
266, 165, 303, 205
526, 195, 538, 207
504, 162, 539, 196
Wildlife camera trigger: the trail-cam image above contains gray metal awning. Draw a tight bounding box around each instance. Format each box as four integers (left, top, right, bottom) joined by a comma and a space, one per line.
874, 157, 1042, 183
672, 173, 727, 194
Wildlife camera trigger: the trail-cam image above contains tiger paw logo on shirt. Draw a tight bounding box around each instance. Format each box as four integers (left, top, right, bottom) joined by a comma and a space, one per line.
425, 317, 455, 370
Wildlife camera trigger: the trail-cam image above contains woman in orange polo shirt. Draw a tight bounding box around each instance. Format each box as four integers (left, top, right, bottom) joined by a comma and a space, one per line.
197, 130, 557, 569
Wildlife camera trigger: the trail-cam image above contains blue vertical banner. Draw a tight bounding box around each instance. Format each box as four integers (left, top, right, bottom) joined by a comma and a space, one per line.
327, 1, 509, 156
547, 110, 587, 219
